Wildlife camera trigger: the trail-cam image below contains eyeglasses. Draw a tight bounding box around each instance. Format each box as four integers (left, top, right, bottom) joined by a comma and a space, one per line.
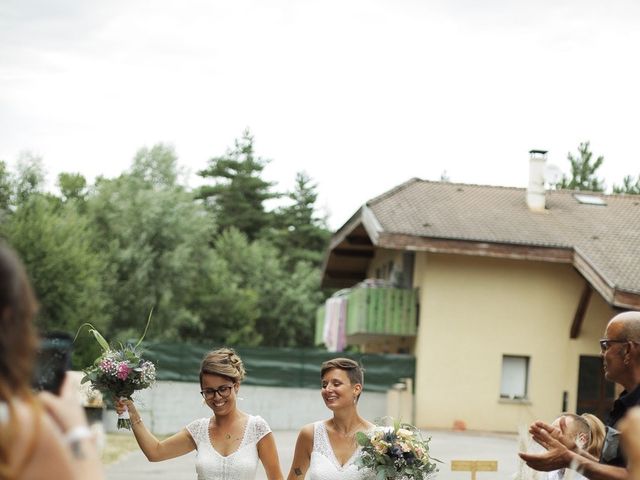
200, 384, 234, 399
599, 339, 628, 351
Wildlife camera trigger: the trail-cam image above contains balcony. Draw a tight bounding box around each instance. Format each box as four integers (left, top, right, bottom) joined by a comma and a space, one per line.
315, 285, 418, 348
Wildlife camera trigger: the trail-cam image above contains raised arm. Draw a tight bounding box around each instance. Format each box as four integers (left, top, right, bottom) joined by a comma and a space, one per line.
530, 420, 600, 462
115, 398, 195, 462
287, 424, 314, 480
31, 374, 105, 479
519, 427, 627, 480
257, 432, 284, 480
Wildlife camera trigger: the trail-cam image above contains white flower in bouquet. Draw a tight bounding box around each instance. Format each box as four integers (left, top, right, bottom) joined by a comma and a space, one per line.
356, 417, 439, 480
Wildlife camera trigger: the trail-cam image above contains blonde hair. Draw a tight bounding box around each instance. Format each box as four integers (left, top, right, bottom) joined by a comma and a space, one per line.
199, 347, 246, 385
581, 413, 606, 458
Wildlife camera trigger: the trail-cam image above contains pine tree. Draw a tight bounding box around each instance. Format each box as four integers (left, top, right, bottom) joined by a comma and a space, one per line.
196, 129, 279, 240
556, 141, 605, 192
613, 175, 640, 195
269, 172, 330, 270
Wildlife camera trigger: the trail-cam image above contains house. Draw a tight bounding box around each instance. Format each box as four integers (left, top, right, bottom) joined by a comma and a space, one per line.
318, 150, 640, 432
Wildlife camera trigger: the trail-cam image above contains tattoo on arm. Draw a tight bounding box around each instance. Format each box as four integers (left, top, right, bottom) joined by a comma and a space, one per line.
294, 467, 302, 476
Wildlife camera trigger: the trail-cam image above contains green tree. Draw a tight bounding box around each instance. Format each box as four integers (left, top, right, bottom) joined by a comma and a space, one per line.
0, 161, 13, 216
3, 195, 110, 366
130, 144, 179, 188
196, 130, 279, 240
215, 228, 324, 347
556, 141, 605, 192
268, 171, 330, 270
58, 172, 88, 202
86, 145, 262, 346
613, 175, 640, 195
14, 151, 46, 204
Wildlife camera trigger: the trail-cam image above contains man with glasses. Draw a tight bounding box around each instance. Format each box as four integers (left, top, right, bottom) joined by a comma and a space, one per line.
520, 311, 640, 480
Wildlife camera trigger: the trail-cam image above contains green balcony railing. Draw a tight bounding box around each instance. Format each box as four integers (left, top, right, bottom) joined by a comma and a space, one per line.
315, 286, 418, 346
346, 287, 417, 336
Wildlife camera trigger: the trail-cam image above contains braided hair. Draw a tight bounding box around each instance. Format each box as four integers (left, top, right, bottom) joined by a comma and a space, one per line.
199, 347, 246, 385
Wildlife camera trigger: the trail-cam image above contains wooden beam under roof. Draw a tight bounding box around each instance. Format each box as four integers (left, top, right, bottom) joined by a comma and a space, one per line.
570, 282, 592, 339
332, 248, 374, 258
376, 233, 574, 263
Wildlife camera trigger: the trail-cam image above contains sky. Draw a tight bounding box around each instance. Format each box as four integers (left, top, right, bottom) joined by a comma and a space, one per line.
1, 0, 639, 229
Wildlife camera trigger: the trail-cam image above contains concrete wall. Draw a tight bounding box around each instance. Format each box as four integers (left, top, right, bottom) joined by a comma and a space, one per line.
104, 383, 387, 434
412, 251, 615, 433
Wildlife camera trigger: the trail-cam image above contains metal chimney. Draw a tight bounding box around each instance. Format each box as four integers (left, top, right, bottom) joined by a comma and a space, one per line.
527, 149, 547, 211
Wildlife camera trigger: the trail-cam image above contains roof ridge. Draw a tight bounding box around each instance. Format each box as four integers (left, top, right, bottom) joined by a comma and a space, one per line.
366, 177, 423, 206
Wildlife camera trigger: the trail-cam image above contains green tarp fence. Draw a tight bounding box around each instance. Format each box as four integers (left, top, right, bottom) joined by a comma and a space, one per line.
141, 343, 415, 393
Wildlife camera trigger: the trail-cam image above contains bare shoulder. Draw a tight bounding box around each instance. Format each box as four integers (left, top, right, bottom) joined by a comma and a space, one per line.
8, 399, 38, 446
8, 399, 75, 477
296, 423, 315, 444
362, 419, 376, 430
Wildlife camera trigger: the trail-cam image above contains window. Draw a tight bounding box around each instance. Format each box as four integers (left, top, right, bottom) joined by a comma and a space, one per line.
500, 355, 529, 400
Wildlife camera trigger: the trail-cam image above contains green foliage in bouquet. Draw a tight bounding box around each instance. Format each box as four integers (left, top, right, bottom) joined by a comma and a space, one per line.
356, 417, 439, 480
77, 310, 156, 429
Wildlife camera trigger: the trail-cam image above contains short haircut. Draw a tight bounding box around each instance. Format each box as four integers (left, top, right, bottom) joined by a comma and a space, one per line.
320, 358, 364, 387
619, 316, 640, 342
560, 413, 592, 445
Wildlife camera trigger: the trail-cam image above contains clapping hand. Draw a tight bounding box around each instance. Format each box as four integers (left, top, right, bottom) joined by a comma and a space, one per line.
530, 418, 578, 452
518, 420, 573, 472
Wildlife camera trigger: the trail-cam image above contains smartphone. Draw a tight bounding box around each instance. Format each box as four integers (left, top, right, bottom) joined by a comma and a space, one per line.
32, 331, 73, 394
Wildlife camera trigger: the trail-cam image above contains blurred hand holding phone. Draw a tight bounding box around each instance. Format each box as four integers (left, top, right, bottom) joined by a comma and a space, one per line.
32, 331, 73, 395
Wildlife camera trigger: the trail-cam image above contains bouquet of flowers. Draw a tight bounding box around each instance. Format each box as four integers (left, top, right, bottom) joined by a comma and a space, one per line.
77, 312, 156, 429
356, 418, 439, 480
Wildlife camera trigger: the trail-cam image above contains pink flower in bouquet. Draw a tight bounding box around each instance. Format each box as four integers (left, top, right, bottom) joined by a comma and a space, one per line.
100, 358, 115, 373
116, 362, 131, 380
78, 310, 156, 430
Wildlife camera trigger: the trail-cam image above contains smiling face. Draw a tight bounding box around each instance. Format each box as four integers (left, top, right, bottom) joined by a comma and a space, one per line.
201, 373, 239, 415
321, 367, 362, 411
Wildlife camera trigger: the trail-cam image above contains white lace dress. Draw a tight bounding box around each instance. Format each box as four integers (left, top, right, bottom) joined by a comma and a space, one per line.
186, 414, 271, 480
308, 421, 375, 480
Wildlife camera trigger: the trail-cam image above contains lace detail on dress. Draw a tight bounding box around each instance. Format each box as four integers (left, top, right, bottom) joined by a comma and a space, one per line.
245, 415, 271, 445
186, 416, 208, 442
185, 414, 271, 480
307, 422, 374, 480
312, 421, 335, 461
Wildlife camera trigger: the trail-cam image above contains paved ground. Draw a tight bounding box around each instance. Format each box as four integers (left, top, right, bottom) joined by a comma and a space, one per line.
106, 429, 524, 480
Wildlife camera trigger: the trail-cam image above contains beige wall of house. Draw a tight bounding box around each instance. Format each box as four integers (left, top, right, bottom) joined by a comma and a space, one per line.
412, 251, 616, 433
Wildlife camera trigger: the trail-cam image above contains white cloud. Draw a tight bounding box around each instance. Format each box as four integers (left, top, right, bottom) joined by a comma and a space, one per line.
1, 0, 639, 228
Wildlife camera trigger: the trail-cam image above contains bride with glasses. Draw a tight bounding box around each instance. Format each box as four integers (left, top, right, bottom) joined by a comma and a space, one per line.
116, 347, 284, 480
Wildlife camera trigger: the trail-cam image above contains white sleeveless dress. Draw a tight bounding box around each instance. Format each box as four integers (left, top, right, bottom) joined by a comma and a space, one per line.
186, 414, 271, 480
308, 421, 375, 480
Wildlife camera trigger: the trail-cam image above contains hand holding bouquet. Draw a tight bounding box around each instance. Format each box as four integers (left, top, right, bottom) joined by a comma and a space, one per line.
356, 418, 438, 480
77, 312, 156, 429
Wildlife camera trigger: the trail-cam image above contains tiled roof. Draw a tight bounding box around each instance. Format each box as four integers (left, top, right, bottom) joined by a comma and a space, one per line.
366, 178, 640, 295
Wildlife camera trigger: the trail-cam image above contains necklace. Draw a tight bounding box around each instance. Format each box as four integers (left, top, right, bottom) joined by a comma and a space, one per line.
331, 419, 361, 439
